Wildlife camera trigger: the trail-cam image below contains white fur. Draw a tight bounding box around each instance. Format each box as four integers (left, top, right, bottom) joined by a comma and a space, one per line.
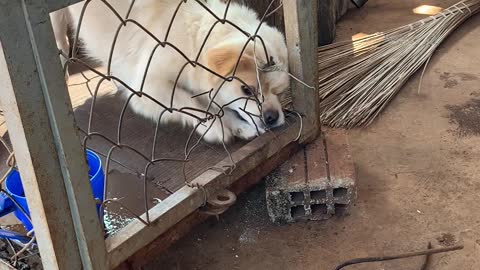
51, 0, 290, 143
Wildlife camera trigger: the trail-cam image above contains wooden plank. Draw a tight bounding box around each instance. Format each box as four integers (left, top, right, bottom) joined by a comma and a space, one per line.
323, 129, 357, 213
283, 0, 320, 143
116, 140, 301, 270
231, 0, 284, 33
106, 119, 301, 269
305, 138, 328, 185
318, 0, 336, 46
65, 70, 247, 225
235, 0, 350, 45
324, 129, 356, 188
71, 85, 241, 194
65, 68, 302, 238
0, 1, 107, 269
318, 0, 352, 45
336, 0, 352, 21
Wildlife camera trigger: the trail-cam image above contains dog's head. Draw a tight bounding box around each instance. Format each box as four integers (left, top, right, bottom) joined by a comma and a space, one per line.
204, 27, 289, 138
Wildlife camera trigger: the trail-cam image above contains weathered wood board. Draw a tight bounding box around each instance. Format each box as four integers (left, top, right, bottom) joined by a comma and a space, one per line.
232, 0, 352, 45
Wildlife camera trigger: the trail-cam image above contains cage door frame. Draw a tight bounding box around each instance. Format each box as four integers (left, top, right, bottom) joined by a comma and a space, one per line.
0, 0, 107, 269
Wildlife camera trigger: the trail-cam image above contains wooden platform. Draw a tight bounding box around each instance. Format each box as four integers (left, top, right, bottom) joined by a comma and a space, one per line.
66, 68, 301, 236
67, 69, 243, 234
113, 129, 355, 270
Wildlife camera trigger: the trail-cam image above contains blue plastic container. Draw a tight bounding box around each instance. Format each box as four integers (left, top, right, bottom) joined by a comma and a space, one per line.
0, 150, 104, 235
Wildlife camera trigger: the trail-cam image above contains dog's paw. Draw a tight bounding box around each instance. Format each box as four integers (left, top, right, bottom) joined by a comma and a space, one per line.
194, 117, 234, 144
191, 111, 264, 144
231, 121, 263, 141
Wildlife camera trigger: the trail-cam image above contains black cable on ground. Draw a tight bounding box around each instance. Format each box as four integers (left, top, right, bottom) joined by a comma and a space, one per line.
335, 244, 463, 270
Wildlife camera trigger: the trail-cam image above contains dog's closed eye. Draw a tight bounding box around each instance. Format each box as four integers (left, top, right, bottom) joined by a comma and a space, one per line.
241, 85, 255, 96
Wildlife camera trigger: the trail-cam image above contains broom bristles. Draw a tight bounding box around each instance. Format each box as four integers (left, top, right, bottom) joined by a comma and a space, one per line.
282, 0, 480, 128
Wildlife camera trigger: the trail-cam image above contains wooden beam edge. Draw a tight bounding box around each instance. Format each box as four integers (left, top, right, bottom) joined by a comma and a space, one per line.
115, 141, 301, 270
106, 120, 302, 268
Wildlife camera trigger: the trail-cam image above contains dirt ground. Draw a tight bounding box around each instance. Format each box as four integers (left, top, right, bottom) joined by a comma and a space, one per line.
146, 1, 480, 269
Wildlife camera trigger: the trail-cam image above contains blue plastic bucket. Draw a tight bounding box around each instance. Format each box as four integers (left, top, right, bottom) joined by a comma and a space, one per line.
0, 150, 104, 234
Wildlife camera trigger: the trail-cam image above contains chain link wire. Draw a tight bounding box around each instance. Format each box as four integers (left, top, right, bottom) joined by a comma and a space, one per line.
63, 0, 298, 231
0, 0, 309, 263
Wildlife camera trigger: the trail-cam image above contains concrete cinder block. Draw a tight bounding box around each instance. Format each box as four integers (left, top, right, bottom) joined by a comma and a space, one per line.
266, 129, 357, 223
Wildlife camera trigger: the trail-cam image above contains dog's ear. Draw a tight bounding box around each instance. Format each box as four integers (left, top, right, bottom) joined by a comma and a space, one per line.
206, 44, 254, 77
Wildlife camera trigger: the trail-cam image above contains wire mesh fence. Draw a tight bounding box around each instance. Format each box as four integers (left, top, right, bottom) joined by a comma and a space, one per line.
57, 0, 302, 234
0, 0, 319, 267
0, 118, 41, 267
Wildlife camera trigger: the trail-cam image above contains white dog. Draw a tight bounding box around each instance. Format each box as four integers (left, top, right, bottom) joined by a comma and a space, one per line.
51, 0, 290, 143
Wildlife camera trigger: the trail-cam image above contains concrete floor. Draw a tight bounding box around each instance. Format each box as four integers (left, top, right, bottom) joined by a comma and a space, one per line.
147, 1, 480, 269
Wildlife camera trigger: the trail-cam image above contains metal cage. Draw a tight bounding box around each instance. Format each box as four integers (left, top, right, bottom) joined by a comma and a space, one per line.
0, 0, 319, 269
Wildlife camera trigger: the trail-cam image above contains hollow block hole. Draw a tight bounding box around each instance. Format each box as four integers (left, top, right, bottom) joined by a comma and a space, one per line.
290, 192, 305, 204
333, 188, 348, 198
311, 204, 328, 215
291, 206, 306, 218
311, 190, 326, 200
335, 204, 348, 215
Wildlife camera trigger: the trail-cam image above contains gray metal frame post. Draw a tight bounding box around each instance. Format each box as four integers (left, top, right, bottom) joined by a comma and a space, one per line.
0, 0, 107, 269
283, 0, 320, 143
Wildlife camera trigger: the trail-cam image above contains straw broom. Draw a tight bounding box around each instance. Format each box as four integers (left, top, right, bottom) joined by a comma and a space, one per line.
311, 0, 480, 128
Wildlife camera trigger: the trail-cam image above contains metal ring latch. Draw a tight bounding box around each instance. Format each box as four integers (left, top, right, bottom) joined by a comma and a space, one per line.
201, 189, 237, 218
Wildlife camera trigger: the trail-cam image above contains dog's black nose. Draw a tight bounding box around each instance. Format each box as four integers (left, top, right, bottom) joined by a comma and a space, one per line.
263, 110, 279, 127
